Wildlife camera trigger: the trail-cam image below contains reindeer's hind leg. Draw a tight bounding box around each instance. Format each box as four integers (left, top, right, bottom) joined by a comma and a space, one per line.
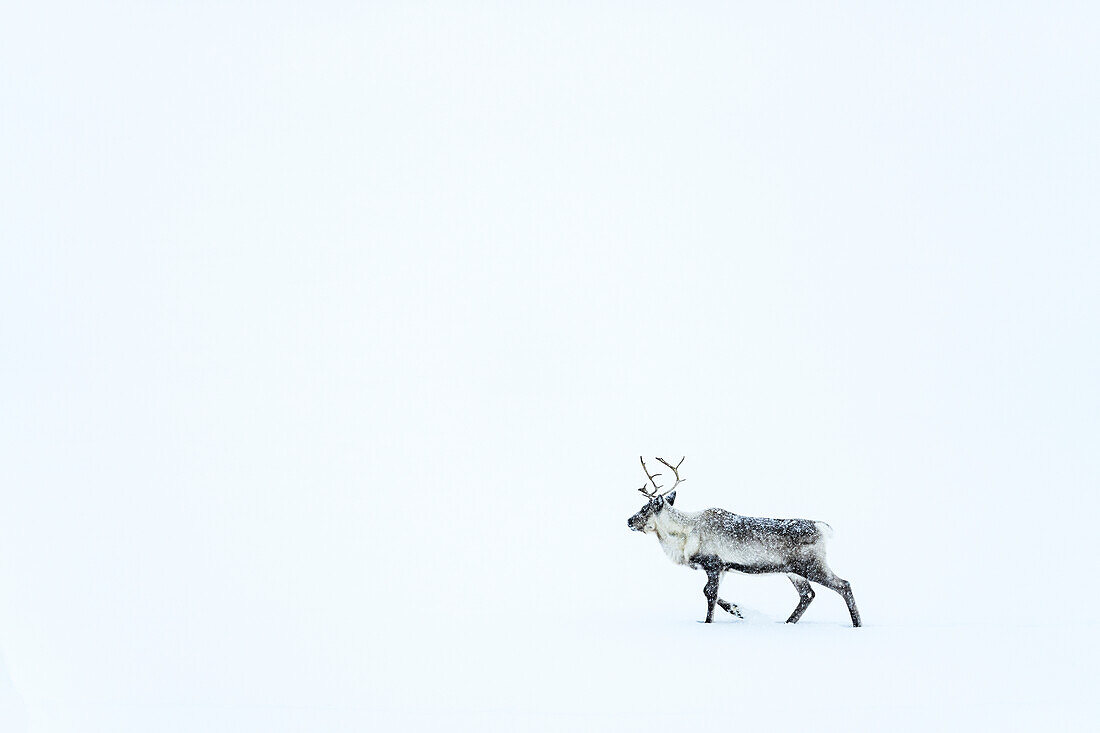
785, 574, 815, 624
717, 598, 742, 618
804, 564, 862, 627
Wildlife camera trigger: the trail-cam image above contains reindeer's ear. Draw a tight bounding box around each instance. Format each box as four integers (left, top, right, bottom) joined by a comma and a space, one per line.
665, 490, 676, 506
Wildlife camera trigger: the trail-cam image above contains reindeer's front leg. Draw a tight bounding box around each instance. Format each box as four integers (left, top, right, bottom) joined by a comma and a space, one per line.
717, 598, 743, 618
702, 567, 720, 623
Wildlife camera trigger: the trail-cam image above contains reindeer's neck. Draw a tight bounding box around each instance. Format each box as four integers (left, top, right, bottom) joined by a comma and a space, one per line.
655, 507, 692, 536
652, 507, 694, 565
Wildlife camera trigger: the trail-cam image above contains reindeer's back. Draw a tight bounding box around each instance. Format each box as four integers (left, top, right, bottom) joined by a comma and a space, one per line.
697, 508, 826, 549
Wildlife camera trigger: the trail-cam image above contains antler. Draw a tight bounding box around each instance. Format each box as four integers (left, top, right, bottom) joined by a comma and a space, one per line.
655, 456, 686, 494
637, 456, 685, 498
637, 456, 663, 497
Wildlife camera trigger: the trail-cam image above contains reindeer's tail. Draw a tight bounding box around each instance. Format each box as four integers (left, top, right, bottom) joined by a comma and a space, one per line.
814, 521, 834, 543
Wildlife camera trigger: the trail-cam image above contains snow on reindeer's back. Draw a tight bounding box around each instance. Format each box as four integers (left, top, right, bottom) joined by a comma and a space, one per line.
697, 508, 827, 547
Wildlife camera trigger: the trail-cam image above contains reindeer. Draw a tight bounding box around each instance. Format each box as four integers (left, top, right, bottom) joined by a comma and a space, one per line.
627, 457, 862, 627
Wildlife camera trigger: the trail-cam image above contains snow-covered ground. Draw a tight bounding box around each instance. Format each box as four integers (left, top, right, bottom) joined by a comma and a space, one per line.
4, 456, 1099, 732
353, 620, 1097, 732
9, 612, 1098, 731
3, 3, 1099, 731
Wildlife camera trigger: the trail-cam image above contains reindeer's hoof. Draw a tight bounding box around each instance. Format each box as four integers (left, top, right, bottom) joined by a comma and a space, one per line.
717, 601, 742, 618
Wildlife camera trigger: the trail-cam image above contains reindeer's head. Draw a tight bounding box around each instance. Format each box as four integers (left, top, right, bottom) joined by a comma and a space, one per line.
626, 456, 684, 533
627, 493, 677, 532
